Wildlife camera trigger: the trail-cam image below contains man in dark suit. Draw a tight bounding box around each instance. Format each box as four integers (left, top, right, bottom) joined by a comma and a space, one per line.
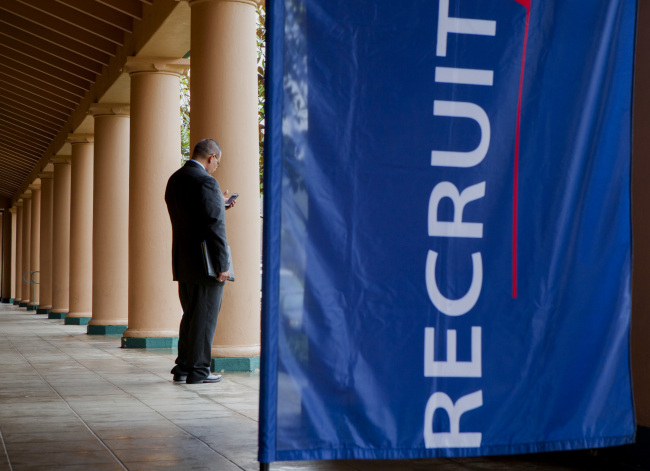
165, 138, 234, 384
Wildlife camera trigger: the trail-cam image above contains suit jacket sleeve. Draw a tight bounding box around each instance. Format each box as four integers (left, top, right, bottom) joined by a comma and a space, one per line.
201, 177, 230, 272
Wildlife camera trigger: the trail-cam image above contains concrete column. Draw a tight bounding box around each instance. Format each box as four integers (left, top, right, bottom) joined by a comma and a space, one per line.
10, 207, 16, 301
1, 207, 12, 302
14, 201, 23, 305
20, 191, 32, 308
66, 135, 94, 325
88, 104, 130, 335
38, 170, 54, 314
189, 0, 261, 370
50, 156, 72, 319
27, 181, 41, 311
121, 57, 187, 348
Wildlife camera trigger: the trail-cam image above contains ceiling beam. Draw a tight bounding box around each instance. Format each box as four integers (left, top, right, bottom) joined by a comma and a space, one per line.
0, 149, 39, 167
0, 11, 112, 65
0, 163, 29, 178
0, 86, 74, 116
0, 57, 88, 98
0, 25, 104, 75
0, 121, 59, 144
0, 51, 92, 91
0, 172, 27, 187
16, 0, 126, 46
96, 0, 143, 20
0, 115, 57, 140
0, 34, 99, 83
0, 177, 29, 193
54, 0, 135, 32
0, 1, 118, 55
0, 151, 40, 169
0, 76, 77, 110
0, 133, 49, 155
0, 105, 62, 134
0, 145, 41, 161
0, 102, 61, 132
0, 92, 68, 124
0, 189, 19, 199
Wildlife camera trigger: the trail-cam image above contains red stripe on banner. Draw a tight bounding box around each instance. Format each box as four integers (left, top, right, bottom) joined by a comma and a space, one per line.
513, 3, 531, 299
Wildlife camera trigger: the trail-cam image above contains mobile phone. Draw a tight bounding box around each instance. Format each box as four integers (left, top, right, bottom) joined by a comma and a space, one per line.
225, 193, 239, 207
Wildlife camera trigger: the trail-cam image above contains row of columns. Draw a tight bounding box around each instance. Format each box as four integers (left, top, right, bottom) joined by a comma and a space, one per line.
0, 0, 261, 367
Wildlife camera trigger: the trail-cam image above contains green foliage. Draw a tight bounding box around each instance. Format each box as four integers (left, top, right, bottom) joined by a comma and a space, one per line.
257, 4, 266, 193
180, 73, 190, 166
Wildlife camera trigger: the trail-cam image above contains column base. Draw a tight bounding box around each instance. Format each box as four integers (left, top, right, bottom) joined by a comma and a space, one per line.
64, 317, 91, 325
211, 356, 260, 372
19, 302, 28, 307
27, 304, 38, 311
1, 298, 13, 303
49, 312, 66, 319
37, 308, 50, 315
121, 337, 178, 349
13, 299, 20, 305
88, 325, 128, 335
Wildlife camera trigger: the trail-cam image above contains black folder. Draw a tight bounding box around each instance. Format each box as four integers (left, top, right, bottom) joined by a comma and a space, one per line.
201, 241, 235, 281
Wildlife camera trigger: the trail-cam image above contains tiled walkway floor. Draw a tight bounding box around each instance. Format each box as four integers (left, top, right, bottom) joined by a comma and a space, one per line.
0, 303, 632, 470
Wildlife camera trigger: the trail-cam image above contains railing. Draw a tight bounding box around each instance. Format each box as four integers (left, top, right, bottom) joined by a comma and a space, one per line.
22, 271, 39, 309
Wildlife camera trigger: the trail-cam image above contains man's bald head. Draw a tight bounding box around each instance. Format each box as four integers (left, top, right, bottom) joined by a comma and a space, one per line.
192, 139, 221, 160
191, 138, 222, 174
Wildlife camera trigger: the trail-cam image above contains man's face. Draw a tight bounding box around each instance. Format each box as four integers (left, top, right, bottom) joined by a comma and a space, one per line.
207, 153, 222, 174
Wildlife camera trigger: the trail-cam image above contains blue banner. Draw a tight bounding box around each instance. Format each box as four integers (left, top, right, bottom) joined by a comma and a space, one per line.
260, 0, 637, 462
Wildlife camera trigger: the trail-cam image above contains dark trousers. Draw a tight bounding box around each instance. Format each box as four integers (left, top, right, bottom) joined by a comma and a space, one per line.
172, 281, 224, 381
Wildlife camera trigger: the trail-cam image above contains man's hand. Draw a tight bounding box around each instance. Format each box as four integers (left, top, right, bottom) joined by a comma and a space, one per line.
223, 189, 236, 210
216, 271, 230, 282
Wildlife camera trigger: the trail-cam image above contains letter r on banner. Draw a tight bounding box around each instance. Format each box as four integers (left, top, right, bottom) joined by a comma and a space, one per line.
424, 391, 483, 448
429, 181, 485, 238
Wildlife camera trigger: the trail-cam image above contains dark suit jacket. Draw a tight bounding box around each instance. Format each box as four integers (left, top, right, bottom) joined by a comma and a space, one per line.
165, 159, 229, 284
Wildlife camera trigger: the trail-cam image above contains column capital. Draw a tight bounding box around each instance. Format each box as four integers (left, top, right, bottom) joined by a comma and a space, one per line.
38, 172, 54, 180
21, 190, 32, 200
16, 200, 23, 207
67, 134, 94, 145
29, 180, 41, 191
9, 206, 16, 214
123, 57, 190, 77
89, 103, 130, 117
52, 155, 72, 165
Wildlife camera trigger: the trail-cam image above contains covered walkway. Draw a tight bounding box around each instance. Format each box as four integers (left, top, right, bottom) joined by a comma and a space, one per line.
0, 302, 633, 471
0, 301, 259, 470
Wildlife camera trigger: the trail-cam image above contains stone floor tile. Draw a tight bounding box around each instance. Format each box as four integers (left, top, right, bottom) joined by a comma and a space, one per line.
93, 427, 192, 441
11, 463, 126, 471
4, 439, 107, 455
124, 459, 240, 471
1, 429, 98, 444
101, 436, 207, 451
8, 450, 121, 468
